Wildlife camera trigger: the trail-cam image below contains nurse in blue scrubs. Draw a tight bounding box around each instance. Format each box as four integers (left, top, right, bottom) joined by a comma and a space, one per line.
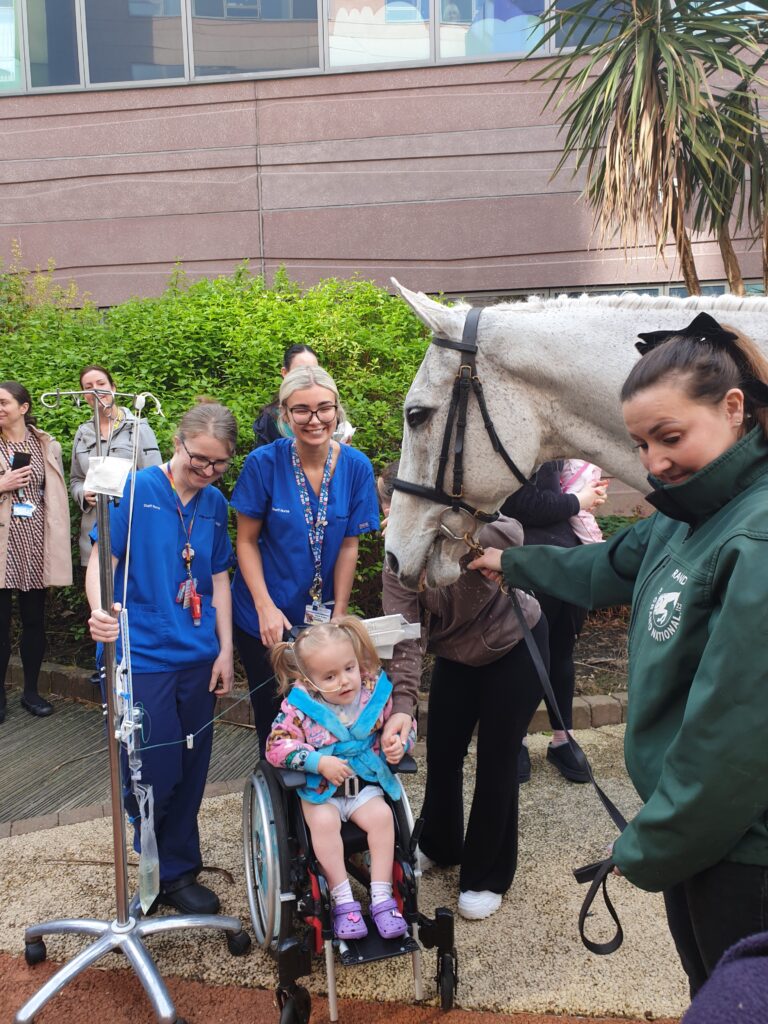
231, 365, 381, 754
86, 400, 237, 916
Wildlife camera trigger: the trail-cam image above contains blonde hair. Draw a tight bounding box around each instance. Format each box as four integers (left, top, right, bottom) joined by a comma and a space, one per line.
278, 365, 347, 435
271, 616, 380, 696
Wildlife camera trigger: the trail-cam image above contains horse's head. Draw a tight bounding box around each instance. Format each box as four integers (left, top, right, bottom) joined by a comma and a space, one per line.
385, 280, 543, 589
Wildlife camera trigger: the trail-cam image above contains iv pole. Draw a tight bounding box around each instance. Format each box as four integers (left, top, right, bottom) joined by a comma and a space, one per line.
15, 389, 251, 1024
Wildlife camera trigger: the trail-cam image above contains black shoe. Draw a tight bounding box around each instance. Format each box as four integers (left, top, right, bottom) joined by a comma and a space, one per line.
157, 872, 220, 915
21, 694, 54, 718
517, 745, 531, 784
546, 741, 590, 783
0, 704, 5, 724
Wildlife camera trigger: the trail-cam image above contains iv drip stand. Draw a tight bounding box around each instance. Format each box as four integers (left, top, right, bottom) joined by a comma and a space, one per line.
15, 390, 251, 1024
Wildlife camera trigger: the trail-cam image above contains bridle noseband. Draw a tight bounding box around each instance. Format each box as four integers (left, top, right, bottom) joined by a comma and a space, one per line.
392, 306, 531, 524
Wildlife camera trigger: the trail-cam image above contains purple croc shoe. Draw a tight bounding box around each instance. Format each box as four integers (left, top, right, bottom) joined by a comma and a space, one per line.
371, 898, 408, 940
332, 901, 368, 940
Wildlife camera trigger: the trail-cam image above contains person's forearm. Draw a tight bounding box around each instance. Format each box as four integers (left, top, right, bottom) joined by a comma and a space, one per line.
238, 537, 276, 612
85, 545, 118, 611
332, 536, 359, 615
211, 570, 233, 654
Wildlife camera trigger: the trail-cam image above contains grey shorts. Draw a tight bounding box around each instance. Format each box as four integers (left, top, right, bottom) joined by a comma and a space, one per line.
326, 784, 385, 823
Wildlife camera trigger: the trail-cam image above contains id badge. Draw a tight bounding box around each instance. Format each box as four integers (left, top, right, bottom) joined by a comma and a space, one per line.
12, 502, 36, 518
304, 603, 331, 625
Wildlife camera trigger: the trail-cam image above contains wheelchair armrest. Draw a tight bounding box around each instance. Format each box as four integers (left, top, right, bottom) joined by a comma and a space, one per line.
391, 753, 417, 775
275, 768, 307, 790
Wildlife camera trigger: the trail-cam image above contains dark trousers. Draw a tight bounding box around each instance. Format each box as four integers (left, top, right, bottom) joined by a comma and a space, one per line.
535, 592, 587, 732
123, 663, 216, 884
419, 617, 548, 894
0, 588, 47, 696
234, 624, 281, 757
664, 861, 768, 998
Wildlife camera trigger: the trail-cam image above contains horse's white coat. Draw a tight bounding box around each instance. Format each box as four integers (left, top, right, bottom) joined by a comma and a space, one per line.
386, 280, 768, 588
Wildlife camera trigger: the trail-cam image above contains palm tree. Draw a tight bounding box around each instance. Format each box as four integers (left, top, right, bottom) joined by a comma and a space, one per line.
528, 0, 767, 294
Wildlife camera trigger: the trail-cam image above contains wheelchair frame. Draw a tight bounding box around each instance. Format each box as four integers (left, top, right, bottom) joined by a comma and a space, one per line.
243, 758, 457, 1024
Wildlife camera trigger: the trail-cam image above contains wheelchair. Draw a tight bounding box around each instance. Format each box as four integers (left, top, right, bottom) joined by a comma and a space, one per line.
243, 755, 457, 1024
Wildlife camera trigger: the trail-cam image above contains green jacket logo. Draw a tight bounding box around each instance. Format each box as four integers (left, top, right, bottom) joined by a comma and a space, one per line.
648, 589, 682, 642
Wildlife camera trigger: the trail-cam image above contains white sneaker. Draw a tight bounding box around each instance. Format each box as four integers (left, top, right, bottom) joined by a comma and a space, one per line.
457, 890, 502, 920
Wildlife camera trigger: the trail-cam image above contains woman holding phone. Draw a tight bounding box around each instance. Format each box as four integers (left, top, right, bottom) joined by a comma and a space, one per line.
0, 381, 71, 721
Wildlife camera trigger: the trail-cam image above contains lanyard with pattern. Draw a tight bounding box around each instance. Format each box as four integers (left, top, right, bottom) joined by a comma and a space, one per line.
290, 441, 333, 605
165, 463, 202, 624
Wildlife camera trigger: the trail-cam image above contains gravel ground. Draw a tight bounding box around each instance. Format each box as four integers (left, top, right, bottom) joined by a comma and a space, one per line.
0, 726, 688, 1021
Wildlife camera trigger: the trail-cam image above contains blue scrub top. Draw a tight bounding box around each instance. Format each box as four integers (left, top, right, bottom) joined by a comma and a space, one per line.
91, 465, 234, 673
230, 439, 380, 636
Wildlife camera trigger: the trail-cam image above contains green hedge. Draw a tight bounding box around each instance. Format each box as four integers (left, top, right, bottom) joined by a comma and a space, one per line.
1, 263, 430, 657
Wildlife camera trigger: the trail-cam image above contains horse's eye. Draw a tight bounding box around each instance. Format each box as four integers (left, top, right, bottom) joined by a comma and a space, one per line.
406, 407, 432, 429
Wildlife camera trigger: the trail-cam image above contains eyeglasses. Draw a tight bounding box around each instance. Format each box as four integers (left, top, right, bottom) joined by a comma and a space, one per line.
181, 439, 231, 472
286, 402, 338, 425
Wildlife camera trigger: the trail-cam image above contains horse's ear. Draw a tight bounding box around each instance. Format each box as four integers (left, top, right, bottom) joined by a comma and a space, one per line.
390, 277, 468, 341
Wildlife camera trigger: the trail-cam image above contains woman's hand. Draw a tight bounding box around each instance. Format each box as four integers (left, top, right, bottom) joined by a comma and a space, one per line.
209, 648, 234, 695
88, 602, 121, 643
318, 755, 354, 787
257, 601, 292, 647
0, 466, 32, 494
467, 547, 504, 581
83, 491, 97, 507
381, 713, 412, 764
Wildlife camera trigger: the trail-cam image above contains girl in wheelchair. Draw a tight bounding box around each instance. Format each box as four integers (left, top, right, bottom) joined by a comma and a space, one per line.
266, 616, 416, 944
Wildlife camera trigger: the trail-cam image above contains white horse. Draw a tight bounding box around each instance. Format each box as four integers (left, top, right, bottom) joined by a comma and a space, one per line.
385, 281, 768, 590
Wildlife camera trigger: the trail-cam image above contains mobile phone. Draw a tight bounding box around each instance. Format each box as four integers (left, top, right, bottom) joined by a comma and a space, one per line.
11, 452, 32, 470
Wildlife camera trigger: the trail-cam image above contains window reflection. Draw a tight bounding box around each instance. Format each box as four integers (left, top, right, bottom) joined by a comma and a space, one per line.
28, 0, 80, 87
553, 0, 619, 48
439, 0, 545, 59
0, 0, 21, 91
329, 0, 430, 68
192, 0, 320, 75
84, 0, 185, 83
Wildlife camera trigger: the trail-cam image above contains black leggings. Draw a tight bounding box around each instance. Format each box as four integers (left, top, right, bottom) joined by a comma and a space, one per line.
235, 624, 282, 758
535, 592, 587, 732
419, 617, 548, 894
0, 588, 47, 695
664, 861, 768, 998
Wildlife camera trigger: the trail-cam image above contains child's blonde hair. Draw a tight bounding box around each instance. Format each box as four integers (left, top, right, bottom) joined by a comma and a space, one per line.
271, 616, 381, 695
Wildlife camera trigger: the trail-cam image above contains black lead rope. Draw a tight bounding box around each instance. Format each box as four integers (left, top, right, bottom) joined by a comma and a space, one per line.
509, 589, 627, 955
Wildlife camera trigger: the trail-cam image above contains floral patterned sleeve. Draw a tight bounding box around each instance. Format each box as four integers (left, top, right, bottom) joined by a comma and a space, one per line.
265, 700, 317, 772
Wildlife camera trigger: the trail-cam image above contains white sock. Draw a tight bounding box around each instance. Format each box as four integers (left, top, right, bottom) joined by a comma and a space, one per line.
370, 881, 393, 907
330, 879, 354, 907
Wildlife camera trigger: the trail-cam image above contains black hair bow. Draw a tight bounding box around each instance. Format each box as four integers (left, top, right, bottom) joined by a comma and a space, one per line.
636, 312, 768, 408
635, 312, 738, 356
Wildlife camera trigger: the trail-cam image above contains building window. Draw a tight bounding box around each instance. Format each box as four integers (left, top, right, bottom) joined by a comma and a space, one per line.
0, 0, 21, 91
440, 0, 545, 60
27, 0, 80, 87
192, 0, 320, 76
328, 0, 430, 68
84, 0, 185, 84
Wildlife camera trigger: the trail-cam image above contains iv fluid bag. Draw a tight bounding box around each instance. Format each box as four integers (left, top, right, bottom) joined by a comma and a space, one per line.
136, 783, 160, 914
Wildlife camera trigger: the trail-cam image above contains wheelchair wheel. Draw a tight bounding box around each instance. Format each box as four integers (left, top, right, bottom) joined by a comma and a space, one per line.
438, 952, 456, 1011
278, 985, 311, 1024
392, 775, 419, 892
243, 763, 293, 949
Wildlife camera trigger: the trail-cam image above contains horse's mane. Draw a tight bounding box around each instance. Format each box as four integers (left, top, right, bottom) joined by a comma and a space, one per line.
487, 291, 768, 314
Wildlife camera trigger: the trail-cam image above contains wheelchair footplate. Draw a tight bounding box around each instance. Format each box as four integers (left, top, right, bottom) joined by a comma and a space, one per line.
337, 918, 419, 967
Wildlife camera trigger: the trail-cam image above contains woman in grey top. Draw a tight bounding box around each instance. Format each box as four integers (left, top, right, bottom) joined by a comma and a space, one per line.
70, 365, 162, 566
379, 461, 546, 921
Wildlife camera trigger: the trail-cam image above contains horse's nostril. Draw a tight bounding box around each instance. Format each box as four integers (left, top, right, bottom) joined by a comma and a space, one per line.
385, 550, 400, 574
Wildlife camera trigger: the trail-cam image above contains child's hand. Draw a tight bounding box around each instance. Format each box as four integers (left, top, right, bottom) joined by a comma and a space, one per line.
318, 756, 354, 787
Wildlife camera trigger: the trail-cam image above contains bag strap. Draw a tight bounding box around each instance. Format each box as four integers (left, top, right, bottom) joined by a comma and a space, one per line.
509, 589, 626, 954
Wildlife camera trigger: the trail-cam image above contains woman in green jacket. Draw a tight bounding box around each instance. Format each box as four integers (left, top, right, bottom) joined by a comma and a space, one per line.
469, 312, 768, 998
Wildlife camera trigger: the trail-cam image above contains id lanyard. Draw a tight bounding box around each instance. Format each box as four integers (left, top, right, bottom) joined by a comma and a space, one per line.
165, 463, 203, 626
290, 441, 333, 610
0, 434, 35, 515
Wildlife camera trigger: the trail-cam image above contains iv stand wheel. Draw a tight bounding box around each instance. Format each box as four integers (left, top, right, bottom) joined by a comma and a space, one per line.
226, 927, 252, 956
24, 940, 47, 966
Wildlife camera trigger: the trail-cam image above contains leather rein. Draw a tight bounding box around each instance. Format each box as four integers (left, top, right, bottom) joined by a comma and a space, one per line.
391, 307, 530, 523
392, 305, 628, 956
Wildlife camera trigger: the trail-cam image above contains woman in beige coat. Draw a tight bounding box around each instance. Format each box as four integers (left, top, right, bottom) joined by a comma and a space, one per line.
0, 381, 72, 721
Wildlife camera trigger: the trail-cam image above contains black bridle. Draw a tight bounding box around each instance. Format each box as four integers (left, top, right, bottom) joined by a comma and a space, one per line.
392, 307, 531, 523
